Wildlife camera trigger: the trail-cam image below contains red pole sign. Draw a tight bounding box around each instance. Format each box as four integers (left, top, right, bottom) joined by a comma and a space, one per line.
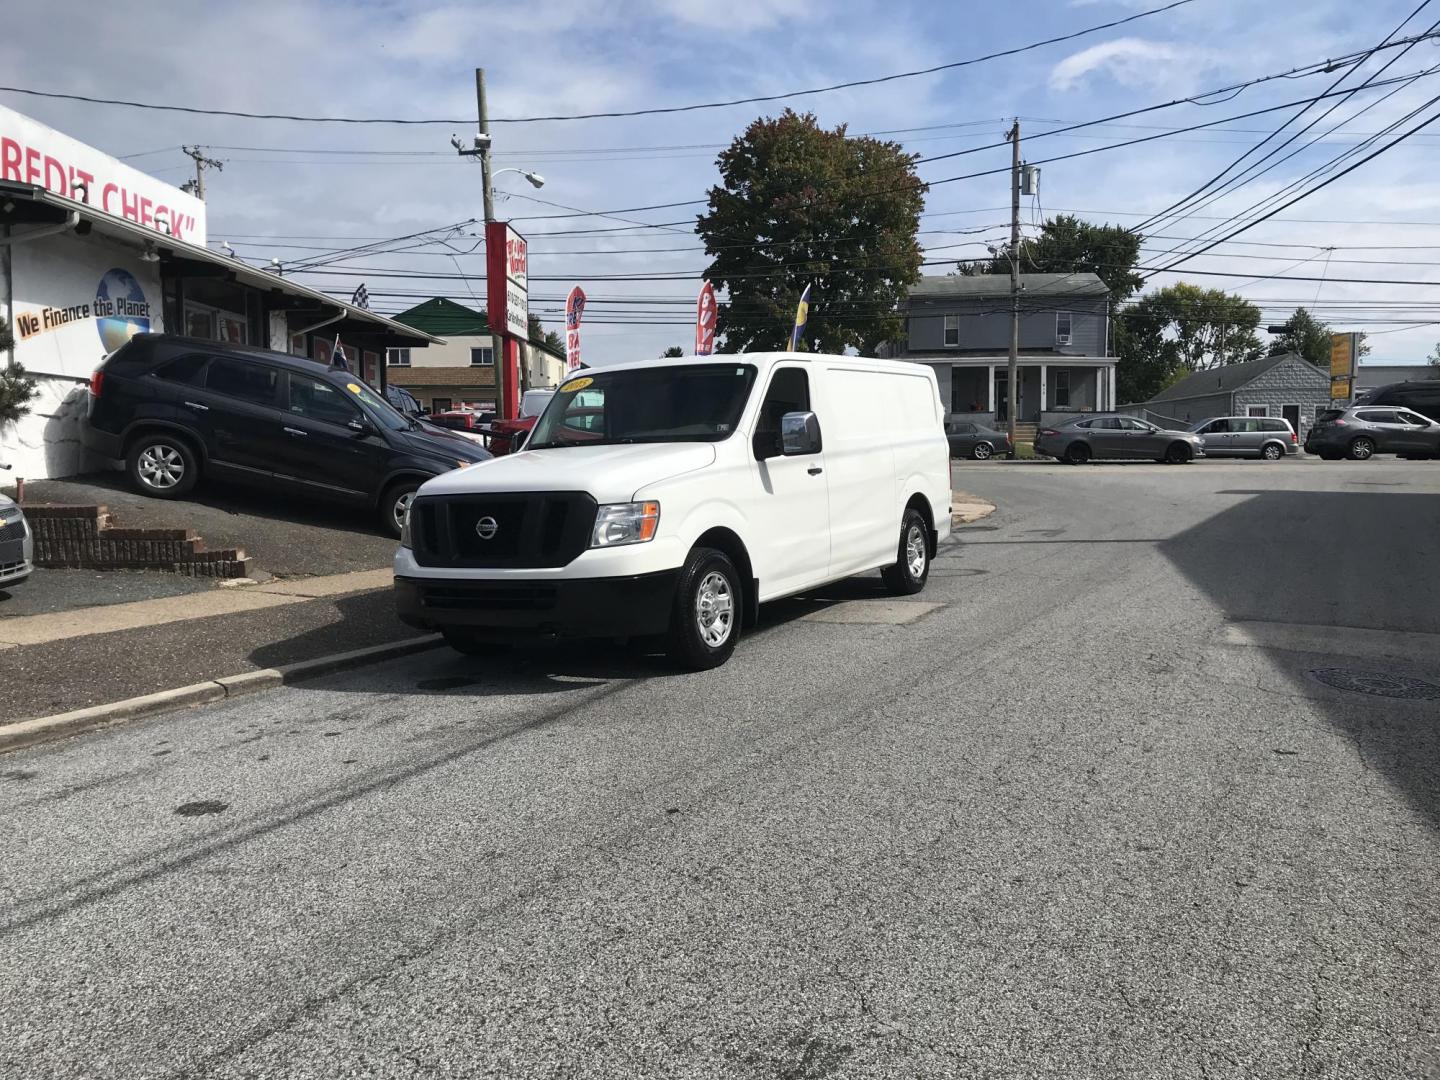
695, 281, 717, 356
565, 285, 586, 371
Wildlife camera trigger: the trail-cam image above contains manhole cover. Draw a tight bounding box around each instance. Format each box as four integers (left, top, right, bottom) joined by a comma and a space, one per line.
1308, 668, 1440, 701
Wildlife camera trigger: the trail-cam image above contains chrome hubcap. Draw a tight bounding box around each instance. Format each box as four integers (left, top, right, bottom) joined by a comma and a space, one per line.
1265, 446, 1281, 459
137, 445, 184, 489
906, 524, 927, 579
975, 443, 992, 459
695, 570, 734, 648
1354, 441, 1372, 459
393, 491, 415, 531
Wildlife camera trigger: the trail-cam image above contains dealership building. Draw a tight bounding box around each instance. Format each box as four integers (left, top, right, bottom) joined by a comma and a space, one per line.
1, 104, 438, 480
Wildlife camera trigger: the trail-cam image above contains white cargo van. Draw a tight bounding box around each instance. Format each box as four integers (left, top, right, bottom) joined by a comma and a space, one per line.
395, 353, 951, 669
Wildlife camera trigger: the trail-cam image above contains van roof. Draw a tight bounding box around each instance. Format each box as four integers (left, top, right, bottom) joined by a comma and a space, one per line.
568, 352, 929, 378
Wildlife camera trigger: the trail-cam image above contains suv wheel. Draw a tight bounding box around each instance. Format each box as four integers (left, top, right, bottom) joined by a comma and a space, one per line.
1348, 437, 1376, 461
379, 480, 419, 539
667, 547, 741, 670
882, 508, 931, 596
127, 434, 199, 499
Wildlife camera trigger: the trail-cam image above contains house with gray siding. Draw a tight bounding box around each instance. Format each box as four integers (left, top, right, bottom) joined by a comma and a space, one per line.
1141, 353, 1331, 438
880, 272, 1119, 427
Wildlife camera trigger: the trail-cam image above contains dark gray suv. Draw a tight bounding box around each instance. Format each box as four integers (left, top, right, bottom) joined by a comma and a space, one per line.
83, 335, 492, 537
1304, 406, 1440, 460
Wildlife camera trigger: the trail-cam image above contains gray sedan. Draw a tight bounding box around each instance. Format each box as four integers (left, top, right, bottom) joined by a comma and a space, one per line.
1034, 415, 1205, 465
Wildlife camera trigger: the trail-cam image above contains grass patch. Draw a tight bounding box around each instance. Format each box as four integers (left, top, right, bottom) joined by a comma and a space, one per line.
1013, 441, 1037, 460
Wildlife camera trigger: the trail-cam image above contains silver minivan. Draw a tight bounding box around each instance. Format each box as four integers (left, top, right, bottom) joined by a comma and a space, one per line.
1188, 416, 1298, 460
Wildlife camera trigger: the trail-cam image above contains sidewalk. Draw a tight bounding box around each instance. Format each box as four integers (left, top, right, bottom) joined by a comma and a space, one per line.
2, 569, 414, 724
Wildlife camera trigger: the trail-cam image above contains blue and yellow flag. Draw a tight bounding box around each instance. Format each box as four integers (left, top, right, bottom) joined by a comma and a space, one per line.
789, 283, 811, 352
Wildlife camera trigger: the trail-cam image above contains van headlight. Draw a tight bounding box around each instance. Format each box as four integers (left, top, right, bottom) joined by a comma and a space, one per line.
591, 501, 660, 547
399, 503, 414, 549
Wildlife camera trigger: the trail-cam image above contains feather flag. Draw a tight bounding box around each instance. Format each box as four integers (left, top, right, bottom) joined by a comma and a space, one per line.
789, 283, 812, 352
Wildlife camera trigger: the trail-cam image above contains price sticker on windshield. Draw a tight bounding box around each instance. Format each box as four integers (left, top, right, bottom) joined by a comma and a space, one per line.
346, 383, 362, 394
561, 376, 594, 393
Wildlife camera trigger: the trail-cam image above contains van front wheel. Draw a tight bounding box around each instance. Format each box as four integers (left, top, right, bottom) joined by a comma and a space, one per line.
667, 547, 741, 670
882, 508, 931, 596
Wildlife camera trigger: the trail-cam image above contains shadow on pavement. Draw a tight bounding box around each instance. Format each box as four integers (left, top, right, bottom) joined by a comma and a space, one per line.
1159, 488, 1440, 830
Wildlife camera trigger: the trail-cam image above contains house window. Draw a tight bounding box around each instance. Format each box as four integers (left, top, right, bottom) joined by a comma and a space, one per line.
1054, 369, 1071, 407
943, 315, 959, 347
470, 346, 494, 366
1247, 405, 1269, 417
1056, 312, 1073, 345
386, 348, 411, 367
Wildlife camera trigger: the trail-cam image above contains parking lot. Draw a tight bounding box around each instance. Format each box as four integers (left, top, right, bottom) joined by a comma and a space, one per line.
3, 459, 1437, 1078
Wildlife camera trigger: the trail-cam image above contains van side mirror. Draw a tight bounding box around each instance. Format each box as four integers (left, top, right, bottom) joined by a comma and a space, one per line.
780, 411, 822, 456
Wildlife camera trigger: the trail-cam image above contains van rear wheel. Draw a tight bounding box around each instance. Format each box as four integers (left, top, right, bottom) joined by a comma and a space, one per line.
882, 508, 930, 596
667, 547, 740, 670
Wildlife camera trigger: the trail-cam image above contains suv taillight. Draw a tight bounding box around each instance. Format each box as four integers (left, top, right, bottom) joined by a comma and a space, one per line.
89, 369, 104, 397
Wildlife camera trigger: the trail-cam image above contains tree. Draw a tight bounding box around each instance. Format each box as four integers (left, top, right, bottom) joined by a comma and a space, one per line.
0, 324, 39, 424
698, 109, 927, 353
1268, 306, 1332, 366
972, 215, 1145, 301
660, 346, 685, 358
1115, 283, 1263, 402
1428, 341, 1440, 370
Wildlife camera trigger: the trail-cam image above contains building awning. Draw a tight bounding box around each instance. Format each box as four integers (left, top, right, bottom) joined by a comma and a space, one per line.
0, 180, 442, 349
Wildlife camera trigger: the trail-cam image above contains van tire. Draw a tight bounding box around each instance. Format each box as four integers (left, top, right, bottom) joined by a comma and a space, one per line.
126, 432, 199, 499
667, 547, 741, 670
882, 508, 931, 596
1261, 442, 1284, 461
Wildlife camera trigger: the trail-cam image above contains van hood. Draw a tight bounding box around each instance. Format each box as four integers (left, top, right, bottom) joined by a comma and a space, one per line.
418, 442, 716, 503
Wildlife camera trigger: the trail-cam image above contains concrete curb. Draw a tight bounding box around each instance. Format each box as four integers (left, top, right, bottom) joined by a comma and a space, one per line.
0, 634, 443, 755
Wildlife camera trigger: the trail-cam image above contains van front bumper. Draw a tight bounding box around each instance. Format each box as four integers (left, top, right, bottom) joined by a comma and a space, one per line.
395, 570, 680, 639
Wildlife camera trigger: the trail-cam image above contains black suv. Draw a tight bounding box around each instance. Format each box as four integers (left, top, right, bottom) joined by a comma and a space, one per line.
83, 335, 491, 537
1354, 378, 1440, 420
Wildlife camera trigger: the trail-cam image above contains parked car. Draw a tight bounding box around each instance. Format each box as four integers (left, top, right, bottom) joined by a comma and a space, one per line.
395, 354, 952, 670
1187, 416, 1298, 459
1034, 415, 1204, 465
83, 334, 492, 537
488, 388, 556, 455
0, 466, 33, 591
385, 384, 425, 418
1304, 405, 1440, 460
1354, 378, 1440, 416
947, 422, 1013, 460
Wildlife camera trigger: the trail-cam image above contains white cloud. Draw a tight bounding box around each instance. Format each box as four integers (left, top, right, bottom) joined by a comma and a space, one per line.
651, 0, 808, 31
1048, 37, 1199, 92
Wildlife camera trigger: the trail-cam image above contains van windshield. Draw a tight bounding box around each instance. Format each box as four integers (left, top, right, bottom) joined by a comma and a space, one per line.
527, 364, 758, 450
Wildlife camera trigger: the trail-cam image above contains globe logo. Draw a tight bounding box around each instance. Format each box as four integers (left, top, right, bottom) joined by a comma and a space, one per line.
95, 268, 152, 352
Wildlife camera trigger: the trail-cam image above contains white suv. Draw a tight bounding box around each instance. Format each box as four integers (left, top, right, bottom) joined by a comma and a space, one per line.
395, 353, 952, 669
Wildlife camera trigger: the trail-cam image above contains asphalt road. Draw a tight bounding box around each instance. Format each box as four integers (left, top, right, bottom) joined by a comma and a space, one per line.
3, 459, 1438, 1079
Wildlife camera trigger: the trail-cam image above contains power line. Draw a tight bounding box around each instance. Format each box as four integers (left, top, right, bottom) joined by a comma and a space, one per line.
0, 1, 1196, 126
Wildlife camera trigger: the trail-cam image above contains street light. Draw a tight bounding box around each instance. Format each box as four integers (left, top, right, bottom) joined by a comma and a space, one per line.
492, 167, 545, 189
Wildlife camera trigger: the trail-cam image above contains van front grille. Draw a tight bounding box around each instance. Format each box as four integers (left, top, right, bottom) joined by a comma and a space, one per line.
410, 492, 596, 569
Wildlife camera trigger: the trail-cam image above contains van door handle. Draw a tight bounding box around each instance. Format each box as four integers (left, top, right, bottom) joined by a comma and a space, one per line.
183, 401, 209, 412
807, 465, 823, 475
283, 427, 308, 437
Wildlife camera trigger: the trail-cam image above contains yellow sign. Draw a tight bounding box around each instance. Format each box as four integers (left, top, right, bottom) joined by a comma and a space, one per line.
1330, 377, 1351, 401
346, 382, 362, 393
1329, 333, 1355, 381
561, 376, 594, 393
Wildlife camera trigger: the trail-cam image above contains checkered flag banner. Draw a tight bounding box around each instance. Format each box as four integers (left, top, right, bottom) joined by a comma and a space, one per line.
351, 283, 370, 310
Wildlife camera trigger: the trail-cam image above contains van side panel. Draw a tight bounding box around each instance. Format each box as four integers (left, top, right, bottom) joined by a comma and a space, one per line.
818, 367, 902, 576
888, 368, 950, 546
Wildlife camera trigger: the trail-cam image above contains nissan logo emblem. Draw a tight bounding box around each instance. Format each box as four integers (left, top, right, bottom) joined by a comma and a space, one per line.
475, 516, 499, 540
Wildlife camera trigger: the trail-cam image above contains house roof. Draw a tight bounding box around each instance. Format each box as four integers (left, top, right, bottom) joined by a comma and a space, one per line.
907, 272, 1110, 301
393, 296, 566, 361
1355, 363, 1436, 385
1148, 352, 1322, 404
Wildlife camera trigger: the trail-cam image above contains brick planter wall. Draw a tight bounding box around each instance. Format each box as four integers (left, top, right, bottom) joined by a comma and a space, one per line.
24, 505, 250, 578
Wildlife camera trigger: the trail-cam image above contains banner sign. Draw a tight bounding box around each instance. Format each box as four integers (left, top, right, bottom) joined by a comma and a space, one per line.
485, 220, 528, 338
1329, 332, 1358, 403
695, 281, 717, 356
1, 104, 206, 244
565, 285, 586, 371
789, 282, 812, 352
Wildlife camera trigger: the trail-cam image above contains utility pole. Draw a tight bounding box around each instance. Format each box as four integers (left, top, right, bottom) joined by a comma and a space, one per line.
1006, 121, 1021, 448
180, 146, 223, 201
475, 68, 507, 421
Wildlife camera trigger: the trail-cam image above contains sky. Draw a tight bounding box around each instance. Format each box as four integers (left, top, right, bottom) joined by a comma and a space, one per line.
5, 0, 1440, 366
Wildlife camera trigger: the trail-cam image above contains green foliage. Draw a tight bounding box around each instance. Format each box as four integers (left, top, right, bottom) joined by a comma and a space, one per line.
660, 346, 685, 358
977, 215, 1144, 301
0, 324, 39, 423
697, 109, 927, 354
1428, 341, 1440, 369
1116, 283, 1263, 402
1268, 307, 1333, 366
